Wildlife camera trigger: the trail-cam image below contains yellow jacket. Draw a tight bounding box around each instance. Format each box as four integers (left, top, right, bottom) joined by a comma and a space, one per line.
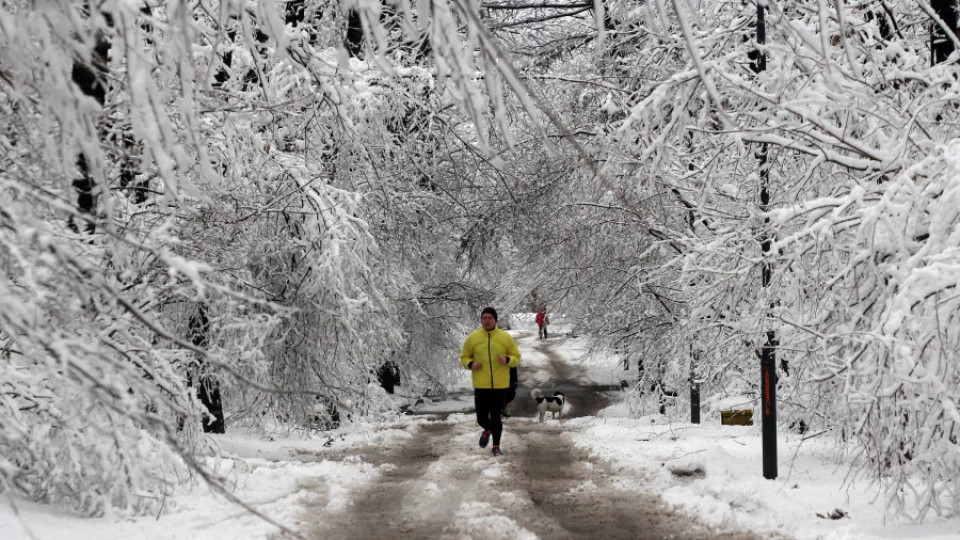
460, 326, 521, 389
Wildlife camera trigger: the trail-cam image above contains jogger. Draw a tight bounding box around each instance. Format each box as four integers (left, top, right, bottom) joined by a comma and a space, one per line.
461, 306, 521, 456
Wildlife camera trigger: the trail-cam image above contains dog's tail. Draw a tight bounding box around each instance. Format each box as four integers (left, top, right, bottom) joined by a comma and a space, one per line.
531, 388, 543, 399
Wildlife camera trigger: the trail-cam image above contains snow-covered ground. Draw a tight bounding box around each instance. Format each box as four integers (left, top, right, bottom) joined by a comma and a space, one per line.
2, 314, 958, 539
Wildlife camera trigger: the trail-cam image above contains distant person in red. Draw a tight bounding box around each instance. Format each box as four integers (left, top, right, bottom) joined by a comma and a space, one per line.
535, 308, 550, 339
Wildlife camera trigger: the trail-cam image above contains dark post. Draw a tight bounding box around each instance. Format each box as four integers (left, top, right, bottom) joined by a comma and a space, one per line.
754, 0, 778, 480
690, 349, 701, 424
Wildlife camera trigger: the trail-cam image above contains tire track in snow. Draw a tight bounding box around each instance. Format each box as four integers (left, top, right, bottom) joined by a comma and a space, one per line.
474, 338, 764, 539
490, 420, 762, 539
301, 419, 498, 539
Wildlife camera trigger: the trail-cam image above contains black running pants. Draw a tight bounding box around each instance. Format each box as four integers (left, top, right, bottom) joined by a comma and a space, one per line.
474, 388, 507, 445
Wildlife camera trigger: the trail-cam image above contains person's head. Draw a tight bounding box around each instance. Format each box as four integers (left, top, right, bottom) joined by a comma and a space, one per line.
480, 306, 498, 331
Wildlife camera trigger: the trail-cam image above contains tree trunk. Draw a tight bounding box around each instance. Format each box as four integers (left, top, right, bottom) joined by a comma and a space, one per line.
189, 304, 225, 434
69, 29, 110, 234
931, 0, 958, 65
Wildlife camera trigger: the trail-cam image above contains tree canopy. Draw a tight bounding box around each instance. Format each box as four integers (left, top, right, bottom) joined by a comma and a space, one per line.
1, 0, 958, 521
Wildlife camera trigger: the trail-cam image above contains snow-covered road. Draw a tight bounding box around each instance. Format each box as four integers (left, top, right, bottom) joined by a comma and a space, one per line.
294, 329, 765, 539
4, 319, 959, 539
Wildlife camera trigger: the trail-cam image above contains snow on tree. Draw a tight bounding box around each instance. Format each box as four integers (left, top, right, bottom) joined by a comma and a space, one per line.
2, 0, 957, 523
464, 0, 960, 518
0, 0, 493, 515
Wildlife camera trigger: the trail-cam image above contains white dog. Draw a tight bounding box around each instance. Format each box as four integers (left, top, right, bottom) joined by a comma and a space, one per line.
531, 388, 565, 423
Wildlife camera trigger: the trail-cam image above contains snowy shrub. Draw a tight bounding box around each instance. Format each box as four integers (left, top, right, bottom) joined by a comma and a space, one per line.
0, 0, 439, 515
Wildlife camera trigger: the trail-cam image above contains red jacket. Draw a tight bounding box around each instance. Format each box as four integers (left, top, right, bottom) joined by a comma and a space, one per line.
535, 311, 548, 326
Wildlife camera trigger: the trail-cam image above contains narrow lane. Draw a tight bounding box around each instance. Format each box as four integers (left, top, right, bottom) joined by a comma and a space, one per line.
299, 332, 774, 539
